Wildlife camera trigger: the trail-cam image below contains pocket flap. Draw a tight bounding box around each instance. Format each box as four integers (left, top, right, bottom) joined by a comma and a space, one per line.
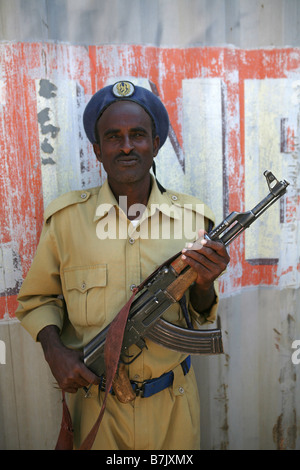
64, 265, 107, 293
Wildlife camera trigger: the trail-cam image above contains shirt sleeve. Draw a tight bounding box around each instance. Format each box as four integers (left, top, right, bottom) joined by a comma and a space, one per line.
15, 219, 65, 341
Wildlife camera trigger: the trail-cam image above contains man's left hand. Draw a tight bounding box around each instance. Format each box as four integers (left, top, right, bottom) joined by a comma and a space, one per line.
181, 229, 230, 290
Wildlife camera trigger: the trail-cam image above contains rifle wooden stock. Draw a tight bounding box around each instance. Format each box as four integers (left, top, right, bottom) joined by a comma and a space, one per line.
166, 267, 198, 302
170, 253, 188, 275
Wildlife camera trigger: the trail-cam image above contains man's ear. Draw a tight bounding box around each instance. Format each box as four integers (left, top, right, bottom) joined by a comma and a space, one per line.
93, 143, 102, 162
153, 135, 160, 158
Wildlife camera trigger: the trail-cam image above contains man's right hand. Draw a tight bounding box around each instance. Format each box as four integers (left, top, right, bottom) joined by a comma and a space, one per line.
37, 325, 101, 393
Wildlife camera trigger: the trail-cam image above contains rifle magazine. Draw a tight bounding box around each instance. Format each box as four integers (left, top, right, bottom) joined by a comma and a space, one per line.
145, 318, 223, 354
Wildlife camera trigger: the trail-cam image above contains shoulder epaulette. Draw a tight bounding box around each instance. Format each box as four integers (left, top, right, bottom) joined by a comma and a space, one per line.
44, 187, 99, 222
164, 189, 215, 224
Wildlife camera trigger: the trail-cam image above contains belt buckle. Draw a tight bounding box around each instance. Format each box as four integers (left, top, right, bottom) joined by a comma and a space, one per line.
134, 380, 146, 398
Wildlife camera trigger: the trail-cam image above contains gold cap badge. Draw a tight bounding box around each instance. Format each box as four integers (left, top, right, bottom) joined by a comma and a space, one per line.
112, 81, 135, 98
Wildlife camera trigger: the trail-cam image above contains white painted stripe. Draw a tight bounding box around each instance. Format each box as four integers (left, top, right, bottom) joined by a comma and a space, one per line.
244, 78, 300, 288
182, 78, 223, 223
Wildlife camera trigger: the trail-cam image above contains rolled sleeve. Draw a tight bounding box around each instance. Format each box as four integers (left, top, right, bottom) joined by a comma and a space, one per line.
16, 303, 64, 341
15, 220, 64, 341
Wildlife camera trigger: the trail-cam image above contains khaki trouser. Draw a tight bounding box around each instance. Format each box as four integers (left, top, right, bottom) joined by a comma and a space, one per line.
68, 364, 201, 450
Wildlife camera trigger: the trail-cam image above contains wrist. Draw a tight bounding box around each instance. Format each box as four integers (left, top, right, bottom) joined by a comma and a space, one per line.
38, 325, 64, 362
190, 283, 216, 314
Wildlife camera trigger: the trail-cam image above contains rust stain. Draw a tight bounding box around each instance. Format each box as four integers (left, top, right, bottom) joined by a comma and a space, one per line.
215, 383, 229, 450
273, 413, 285, 450
273, 410, 297, 450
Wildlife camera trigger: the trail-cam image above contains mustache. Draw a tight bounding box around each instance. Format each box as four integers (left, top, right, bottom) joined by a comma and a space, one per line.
115, 152, 140, 161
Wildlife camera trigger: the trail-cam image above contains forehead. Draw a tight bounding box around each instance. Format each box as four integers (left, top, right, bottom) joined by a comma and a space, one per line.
97, 100, 153, 131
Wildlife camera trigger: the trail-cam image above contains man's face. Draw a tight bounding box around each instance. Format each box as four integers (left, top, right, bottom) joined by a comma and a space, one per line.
93, 101, 160, 187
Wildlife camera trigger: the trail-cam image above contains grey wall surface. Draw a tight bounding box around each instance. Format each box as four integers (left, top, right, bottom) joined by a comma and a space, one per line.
0, 0, 300, 450
1, 0, 300, 48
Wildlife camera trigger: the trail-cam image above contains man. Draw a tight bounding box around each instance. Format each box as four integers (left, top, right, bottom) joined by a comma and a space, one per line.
16, 81, 229, 450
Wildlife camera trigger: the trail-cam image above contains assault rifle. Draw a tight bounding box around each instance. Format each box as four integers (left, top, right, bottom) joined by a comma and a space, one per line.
83, 171, 289, 379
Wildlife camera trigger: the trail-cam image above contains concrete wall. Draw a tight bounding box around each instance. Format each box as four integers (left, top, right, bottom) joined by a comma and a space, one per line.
0, 0, 299, 450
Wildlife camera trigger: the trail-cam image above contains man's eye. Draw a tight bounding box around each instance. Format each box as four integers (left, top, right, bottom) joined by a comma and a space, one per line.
133, 132, 144, 138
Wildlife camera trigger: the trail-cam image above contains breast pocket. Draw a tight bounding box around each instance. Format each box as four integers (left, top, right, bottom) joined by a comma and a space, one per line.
63, 265, 107, 327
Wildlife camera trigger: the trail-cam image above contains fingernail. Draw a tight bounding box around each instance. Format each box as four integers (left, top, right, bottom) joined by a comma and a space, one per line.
181, 254, 186, 260
201, 239, 207, 245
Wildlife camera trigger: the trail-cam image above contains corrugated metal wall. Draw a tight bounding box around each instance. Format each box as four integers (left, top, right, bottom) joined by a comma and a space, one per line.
0, 0, 300, 450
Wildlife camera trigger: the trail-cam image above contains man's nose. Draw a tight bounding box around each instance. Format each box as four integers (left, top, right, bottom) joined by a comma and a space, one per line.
120, 135, 134, 154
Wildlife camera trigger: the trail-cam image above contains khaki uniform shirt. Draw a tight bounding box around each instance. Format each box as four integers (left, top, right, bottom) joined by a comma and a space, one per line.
16, 177, 219, 450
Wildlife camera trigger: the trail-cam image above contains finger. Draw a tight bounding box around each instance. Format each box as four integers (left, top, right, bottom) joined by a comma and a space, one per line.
184, 234, 225, 256
202, 237, 229, 258
182, 242, 229, 275
197, 228, 206, 239
184, 239, 204, 252
78, 362, 102, 386
73, 351, 102, 385
183, 229, 206, 252
181, 253, 218, 290
62, 363, 101, 390
183, 242, 224, 265
182, 250, 218, 273
182, 253, 212, 275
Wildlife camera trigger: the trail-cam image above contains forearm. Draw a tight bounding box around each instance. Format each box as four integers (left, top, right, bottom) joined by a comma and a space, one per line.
190, 282, 216, 314
38, 325, 64, 361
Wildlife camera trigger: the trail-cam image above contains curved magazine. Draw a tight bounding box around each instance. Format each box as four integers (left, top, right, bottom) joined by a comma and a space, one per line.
145, 318, 223, 354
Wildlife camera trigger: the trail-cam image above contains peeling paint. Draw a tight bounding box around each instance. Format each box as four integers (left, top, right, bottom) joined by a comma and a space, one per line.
38, 78, 58, 99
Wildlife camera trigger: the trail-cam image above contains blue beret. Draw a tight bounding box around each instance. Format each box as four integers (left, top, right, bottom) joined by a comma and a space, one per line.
83, 81, 169, 148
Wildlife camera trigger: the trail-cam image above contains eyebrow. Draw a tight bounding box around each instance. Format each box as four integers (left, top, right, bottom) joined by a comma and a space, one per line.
103, 126, 149, 136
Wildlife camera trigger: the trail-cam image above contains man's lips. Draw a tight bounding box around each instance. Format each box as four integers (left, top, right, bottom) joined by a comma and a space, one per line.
116, 155, 139, 165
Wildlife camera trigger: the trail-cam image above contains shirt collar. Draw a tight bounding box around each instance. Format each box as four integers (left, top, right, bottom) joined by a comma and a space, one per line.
145, 176, 182, 221
93, 178, 119, 222
93, 176, 182, 223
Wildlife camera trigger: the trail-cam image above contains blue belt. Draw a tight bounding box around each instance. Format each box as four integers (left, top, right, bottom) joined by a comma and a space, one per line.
100, 355, 191, 399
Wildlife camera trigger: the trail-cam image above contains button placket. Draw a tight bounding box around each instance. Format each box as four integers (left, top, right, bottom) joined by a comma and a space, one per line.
126, 234, 140, 295
125, 235, 143, 386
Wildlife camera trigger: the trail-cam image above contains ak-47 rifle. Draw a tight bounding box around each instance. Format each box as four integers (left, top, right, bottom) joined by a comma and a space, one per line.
83, 170, 289, 386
